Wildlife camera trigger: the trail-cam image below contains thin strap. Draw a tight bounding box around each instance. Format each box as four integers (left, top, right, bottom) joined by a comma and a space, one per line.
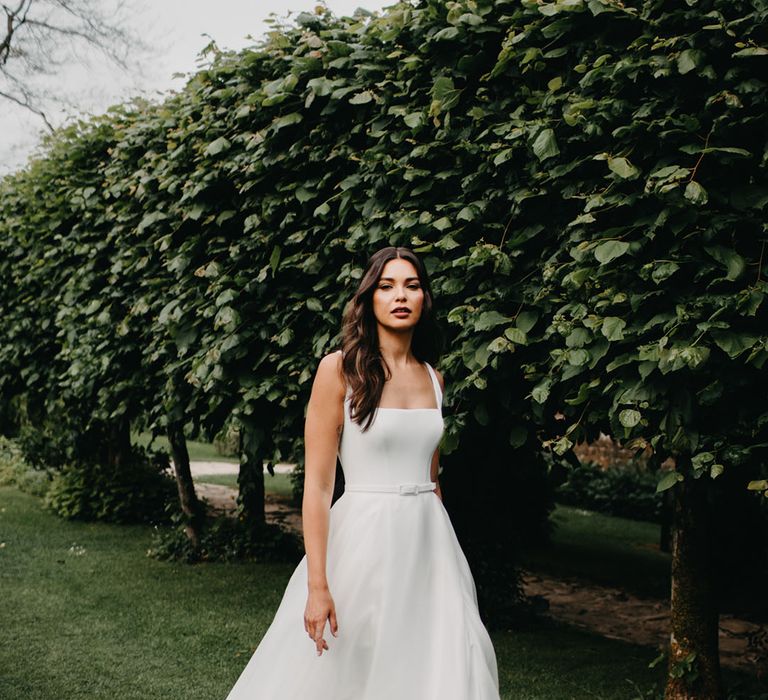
424, 362, 442, 408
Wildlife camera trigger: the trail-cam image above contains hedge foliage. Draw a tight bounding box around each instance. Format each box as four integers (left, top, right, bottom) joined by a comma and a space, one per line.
1, 0, 767, 518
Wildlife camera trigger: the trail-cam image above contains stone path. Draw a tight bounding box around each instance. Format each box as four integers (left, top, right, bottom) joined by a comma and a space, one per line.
186, 460, 767, 678
184, 460, 295, 476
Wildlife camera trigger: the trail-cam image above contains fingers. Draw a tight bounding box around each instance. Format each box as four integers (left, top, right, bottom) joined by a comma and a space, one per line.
306, 620, 336, 655
303, 598, 339, 656
311, 618, 327, 656
304, 616, 326, 655
306, 618, 320, 643
329, 607, 338, 637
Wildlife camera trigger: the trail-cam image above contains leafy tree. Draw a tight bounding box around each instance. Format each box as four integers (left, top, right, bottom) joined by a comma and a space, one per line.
504, 1, 768, 697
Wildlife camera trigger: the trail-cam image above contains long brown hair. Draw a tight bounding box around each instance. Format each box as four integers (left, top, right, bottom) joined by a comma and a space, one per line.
339, 246, 442, 432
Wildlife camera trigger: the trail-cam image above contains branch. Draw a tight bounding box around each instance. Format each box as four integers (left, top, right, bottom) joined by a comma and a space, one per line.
0, 0, 152, 132
23, 16, 110, 47
0, 0, 33, 66
0, 85, 53, 130
0, 13, 12, 64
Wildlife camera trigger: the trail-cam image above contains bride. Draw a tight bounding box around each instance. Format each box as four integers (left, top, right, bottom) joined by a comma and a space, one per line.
225, 246, 500, 699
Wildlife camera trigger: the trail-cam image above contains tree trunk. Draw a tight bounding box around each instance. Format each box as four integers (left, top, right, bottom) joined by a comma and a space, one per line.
665, 467, 724, 699
238, 424, 266, 530
167, 418, 204, 549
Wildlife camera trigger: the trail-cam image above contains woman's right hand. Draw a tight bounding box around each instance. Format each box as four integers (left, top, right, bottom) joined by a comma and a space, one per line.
304, 586, 338, 656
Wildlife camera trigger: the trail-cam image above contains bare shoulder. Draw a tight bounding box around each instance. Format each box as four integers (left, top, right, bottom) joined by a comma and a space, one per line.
313, 350, 345, 398
320, 349, 343, 365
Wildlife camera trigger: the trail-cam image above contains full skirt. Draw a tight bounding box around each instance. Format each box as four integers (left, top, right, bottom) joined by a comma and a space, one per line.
225, 491, 500, 700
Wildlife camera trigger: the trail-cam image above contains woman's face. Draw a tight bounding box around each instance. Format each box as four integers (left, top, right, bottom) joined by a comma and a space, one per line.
371, 258, 425, 331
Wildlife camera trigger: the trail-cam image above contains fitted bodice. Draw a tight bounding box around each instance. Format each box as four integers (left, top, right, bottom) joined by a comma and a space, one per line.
338, 362, 445, 487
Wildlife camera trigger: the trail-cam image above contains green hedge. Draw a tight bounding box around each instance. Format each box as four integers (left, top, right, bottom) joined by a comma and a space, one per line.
2, 0, 766, 504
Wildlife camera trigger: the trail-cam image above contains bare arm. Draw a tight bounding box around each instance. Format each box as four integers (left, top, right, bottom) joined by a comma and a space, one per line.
430, 368, 445, 502
301, 350, 344, 655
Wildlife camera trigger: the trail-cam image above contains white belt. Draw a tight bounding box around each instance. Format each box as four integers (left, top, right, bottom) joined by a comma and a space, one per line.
345, 482, 437, 496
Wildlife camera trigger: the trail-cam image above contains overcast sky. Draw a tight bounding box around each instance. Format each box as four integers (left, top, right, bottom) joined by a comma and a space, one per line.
0, 0, 392, 175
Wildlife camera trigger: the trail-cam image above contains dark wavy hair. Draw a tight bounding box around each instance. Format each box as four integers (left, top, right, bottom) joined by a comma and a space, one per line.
340, 246, 442, 432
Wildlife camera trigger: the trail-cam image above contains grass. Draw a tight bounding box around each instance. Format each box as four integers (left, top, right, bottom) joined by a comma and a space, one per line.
523, 504, 671, 600
0, 487, 287, 699
132, 431, 239, 464
194, 471, 295, 500
2, 486, 764, 699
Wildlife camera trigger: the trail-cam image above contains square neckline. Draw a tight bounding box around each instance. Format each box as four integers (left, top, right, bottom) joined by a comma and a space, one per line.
345, 361, 442, 412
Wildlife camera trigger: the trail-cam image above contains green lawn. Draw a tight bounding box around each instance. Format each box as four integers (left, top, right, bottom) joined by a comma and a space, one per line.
2, 487, 764, 699
523, 504, 671, 600
195, 471, 295, 500
133, 431, 240, 464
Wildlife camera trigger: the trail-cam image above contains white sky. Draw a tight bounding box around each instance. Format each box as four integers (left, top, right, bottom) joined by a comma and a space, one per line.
0, 0, 393, 175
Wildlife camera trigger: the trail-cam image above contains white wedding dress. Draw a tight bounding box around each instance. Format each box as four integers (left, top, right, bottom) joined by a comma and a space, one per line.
225, 362, 500, 700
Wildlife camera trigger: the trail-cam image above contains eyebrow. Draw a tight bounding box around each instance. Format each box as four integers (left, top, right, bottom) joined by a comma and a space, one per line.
378, 277, 420, 282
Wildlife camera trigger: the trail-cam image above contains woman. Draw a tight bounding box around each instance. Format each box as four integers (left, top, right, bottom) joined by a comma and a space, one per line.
225, 246, 500, 700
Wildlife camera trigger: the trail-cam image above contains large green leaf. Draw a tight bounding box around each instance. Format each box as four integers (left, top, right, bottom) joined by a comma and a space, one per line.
594, 240, 629, 264
601, 317, 626, 341
531, 128, 559, 161
656, 470, 684, 492
430, 76, 463, 114
475, 310, 512, 331
704, 245, 745, 281
607, 156, 639, 179
204, 136, 231, 156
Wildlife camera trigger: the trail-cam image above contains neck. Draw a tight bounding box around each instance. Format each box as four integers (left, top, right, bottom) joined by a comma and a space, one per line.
377, 325, 415, 370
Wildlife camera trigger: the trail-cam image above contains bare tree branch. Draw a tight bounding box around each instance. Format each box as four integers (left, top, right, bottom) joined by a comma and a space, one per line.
0, 0, 149, 128
0, 86, 52, 129
1, 0, 33, 66
23, 17, 113, 48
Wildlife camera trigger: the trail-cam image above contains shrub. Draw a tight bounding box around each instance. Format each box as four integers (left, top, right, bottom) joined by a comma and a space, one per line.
555, 460, 662, 523
0, 436, 51, 497
148, 507, 303, 564
44, 446, 176, 524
